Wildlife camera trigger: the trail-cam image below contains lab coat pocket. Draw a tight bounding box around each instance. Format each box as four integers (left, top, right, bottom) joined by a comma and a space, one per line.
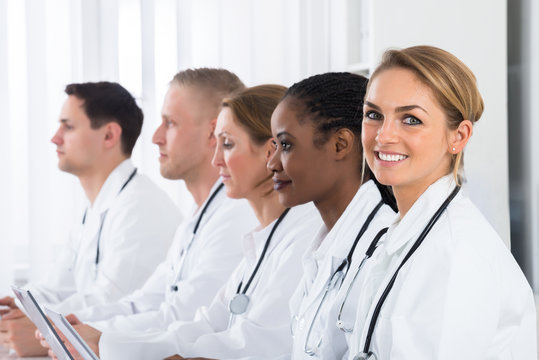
375, 310, 439, 359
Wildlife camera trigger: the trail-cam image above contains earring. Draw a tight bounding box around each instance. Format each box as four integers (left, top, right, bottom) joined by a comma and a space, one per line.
452, 147, 456, 152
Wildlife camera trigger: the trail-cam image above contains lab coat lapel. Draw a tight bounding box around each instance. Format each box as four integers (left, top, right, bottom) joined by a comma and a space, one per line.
91, 159, 136, 217
358, 175, 458, 347
383, 175, 457, 256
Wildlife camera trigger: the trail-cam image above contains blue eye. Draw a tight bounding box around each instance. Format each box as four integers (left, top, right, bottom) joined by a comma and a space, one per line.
403, 115, 422, 125
365, 110, 383, 121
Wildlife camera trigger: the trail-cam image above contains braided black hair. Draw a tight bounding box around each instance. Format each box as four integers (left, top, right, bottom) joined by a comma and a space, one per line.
284, 72, 367, 146
284, 72, 397, 212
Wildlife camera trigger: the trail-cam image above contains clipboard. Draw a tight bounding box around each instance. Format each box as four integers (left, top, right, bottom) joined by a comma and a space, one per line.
44, 308, 99, 360
10, 286, 73, 360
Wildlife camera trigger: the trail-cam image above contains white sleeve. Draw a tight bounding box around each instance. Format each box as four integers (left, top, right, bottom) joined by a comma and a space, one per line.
98, 240, 308, 359
97, 280, 234, 360
76, 260, 170, 322
52, 190, 179, 314
89, 200, 255, 333
157, 203, 250, 326
24, 225, 81, 305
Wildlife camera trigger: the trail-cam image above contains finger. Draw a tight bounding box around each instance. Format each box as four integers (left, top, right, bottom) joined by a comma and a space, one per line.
1, 309, 24, 320
65, 313, 82, 325
0, 296, 14, 306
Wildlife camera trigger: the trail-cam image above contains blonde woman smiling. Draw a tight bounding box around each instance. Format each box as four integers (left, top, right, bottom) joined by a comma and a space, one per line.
348, 46, 536, 360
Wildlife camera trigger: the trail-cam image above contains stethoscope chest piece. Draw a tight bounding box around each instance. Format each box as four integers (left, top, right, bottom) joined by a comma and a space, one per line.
353, 352, 376, 360
229, 293, 250, 315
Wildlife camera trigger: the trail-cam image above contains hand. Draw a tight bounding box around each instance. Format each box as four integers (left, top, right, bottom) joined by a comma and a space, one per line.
36, 325, 84, 360
1, 308, 25, 320
71, 323, 101, 357
0, 314, 48, 356
65, 313, 82, 325
0, 296, 18, 316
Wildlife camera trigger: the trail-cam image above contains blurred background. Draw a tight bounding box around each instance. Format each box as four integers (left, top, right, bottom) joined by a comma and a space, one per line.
0, 0, 537, 301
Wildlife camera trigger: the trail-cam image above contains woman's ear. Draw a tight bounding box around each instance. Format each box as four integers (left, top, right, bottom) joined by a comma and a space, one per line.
448, 120, 473, 154
333, 128, 355, 160
264, 137, 276, 161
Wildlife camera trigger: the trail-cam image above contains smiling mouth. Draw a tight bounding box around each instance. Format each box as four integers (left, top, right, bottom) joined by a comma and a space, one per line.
376, 151, 408, 162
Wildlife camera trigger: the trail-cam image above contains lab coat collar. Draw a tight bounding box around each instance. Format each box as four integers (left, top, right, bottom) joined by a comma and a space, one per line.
90, 159, 136, 215
384, 175, 458, 255
301, 224, 330, 287
188, 180, 224, 222
312, 180, 383, 262
303, 180, 383, 296
242, 208, 291, 268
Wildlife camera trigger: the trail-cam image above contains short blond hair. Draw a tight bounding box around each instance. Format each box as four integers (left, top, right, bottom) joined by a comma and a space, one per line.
171, 68, 245, 120
370, 46, 484, 183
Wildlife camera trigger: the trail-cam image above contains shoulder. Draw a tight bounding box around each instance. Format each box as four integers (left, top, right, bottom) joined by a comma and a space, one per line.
273, 203, 323, 256
444, 195, 504, 254
431, 195, 529, 290
205, 197, 258, 233
106, 174, 181, 230
115, 174, 178, 212
284, 203, 323, 234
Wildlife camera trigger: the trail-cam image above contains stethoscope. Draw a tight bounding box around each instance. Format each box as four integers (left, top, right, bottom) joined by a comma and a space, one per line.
353, 186, 460, 360
227, 208, 290, 326
335, 227, 388, 332
294, 200, 385, 356
170, 183, 224, 292
81, 168, 137, 279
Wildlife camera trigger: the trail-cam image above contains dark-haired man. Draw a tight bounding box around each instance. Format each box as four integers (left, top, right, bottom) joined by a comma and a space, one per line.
38, 68, 260, 359
0, 82, 180, 356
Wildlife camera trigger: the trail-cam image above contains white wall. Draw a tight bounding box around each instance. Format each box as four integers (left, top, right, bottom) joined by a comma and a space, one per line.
369, 0, 510, 244
0, 0, 515, 291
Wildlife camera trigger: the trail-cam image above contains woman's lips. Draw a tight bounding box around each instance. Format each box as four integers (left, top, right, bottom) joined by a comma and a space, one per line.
272, 178, 291, 191
375, 151, 408, 165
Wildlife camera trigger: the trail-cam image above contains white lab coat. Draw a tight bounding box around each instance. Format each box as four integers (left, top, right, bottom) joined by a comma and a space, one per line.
77, 181, 258, 333
289, 180, 395, 359
347, 175, 537, 360
97, 203, 323, 360
24, 159, 181, 314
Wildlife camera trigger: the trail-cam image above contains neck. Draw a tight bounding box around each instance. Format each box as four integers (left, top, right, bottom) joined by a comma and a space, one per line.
314, 176, 362, 231
79, 157, 127, 205
247, 187, 287, 229
393, 172, 450, 218
185, 165, 220, 208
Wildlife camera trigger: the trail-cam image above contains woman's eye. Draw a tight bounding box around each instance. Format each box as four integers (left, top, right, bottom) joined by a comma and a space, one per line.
403, 115, 422, 125
281, 141, 291, 152
365, 110, 383, 121
223, 141, 233, 149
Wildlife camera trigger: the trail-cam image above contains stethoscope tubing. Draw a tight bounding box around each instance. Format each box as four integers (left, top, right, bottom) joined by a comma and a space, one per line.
359, 186, 460, 356
233, 207, 290, 300
170, 183, 224, 291
336, 226, 388, 332
301, 199, 385, 355
81, 168, 138, 278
